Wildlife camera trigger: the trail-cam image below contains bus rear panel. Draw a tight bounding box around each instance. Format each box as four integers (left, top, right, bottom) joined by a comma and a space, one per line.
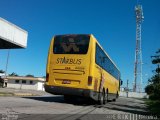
45, 34, 96, 99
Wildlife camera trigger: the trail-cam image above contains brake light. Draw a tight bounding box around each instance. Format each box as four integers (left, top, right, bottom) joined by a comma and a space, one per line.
46, 73, 49, 82
88, 76, 92, 86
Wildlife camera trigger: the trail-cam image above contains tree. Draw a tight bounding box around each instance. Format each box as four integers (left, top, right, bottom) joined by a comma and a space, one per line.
25, 74, 34, 77
9, 72, 18, 76
0, 70, 5, 73
145, 49, 160, 100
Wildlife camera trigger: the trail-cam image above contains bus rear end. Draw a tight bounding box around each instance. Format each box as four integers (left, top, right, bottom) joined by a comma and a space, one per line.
45, 34, 94, 99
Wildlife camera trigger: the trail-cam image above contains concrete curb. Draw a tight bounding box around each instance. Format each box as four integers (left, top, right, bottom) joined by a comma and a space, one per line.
0, 92, 38, 96
13, 93, 36, 96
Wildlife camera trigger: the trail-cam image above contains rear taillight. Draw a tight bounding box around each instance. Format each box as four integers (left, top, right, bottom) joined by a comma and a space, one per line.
46, 73, 49, 82
88, 76, 92, 86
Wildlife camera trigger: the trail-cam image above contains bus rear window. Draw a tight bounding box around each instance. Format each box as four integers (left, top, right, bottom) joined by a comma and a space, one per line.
53, 35, 90, 54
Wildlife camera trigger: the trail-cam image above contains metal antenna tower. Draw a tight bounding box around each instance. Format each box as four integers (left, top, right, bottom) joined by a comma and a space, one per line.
133, 4, 144, 92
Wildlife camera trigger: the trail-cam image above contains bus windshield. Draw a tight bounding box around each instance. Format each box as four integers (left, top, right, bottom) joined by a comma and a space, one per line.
53, 35, 90, 54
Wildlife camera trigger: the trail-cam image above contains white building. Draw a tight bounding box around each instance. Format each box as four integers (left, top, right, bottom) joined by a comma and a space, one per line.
0, 73, 5, 76
6, 76, 45, 91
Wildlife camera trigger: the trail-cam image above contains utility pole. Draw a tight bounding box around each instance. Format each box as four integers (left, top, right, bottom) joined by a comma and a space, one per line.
133, 3, 144, 92
127, 79, 129, 90
3, 50, 10, 87
5, 50, 10, 77
126, 79, 129, 97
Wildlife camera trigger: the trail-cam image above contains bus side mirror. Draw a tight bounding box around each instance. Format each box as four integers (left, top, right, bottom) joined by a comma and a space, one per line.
120, 80, 123, 86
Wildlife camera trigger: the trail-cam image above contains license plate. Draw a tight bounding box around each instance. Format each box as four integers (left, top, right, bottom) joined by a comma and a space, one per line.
62, 80, 71, 84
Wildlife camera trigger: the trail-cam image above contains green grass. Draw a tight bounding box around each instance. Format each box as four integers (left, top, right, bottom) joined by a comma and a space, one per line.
146, 100, 160, 115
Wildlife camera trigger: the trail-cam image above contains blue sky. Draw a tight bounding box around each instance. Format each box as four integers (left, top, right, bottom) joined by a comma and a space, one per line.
0, 0, 160, 90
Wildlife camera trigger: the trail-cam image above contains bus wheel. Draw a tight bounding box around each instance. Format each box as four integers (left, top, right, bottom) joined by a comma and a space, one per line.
113, 92, 118, 102
116, 92, 119, 98
98, 91, 105, 105
104, 90, 108, 104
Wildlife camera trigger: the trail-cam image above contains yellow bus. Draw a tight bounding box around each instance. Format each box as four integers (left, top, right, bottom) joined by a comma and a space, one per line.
45, 34, 121, 104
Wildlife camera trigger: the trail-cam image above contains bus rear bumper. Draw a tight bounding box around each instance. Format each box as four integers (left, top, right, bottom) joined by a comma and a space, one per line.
44, 85, 98, 101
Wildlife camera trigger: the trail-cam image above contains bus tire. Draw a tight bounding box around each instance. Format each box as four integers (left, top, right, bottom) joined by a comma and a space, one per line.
116, 92, 119, 98
98, 90, 105, 105
112, 98, 116, 102
113, 92, 118, 102
104, 90, 108, 104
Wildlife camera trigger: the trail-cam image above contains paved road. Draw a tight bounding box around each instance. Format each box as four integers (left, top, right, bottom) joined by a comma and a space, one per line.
0, 95, 152, 120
